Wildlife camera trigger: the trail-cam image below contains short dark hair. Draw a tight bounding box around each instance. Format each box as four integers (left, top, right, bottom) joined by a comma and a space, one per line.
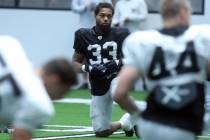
43, 58, 77, 85
94, 2, 114, 16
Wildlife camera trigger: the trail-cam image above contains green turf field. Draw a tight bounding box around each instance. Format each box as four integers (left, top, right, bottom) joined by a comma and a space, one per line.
0, 89, 209, 140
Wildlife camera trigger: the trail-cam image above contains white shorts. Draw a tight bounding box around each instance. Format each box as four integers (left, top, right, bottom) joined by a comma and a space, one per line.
138, 118, 196, 140
0, 92, 54, 132
90, 77, 118, 132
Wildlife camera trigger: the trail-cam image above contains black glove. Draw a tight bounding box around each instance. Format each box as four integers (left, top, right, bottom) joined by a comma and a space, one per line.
90, 64, 107, 77
82, 63, 107, 78
104, 60, 120, 74
103, 60, 122, 80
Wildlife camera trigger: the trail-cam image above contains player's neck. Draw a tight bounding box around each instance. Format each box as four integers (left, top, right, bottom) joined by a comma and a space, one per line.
164, 16, 190, 28
94, 26, 111, 36
164, 18, 189, 29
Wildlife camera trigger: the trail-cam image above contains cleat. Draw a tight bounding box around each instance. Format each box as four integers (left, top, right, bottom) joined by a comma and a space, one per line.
124, 128, 134, 137
119, 113, 134, 137
119, 113, 133, 131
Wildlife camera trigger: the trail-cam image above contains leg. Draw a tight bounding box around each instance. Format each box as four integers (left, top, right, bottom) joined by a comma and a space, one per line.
95, 122, 121, 137
111, 77, 135, 137
90, 90, 121, 137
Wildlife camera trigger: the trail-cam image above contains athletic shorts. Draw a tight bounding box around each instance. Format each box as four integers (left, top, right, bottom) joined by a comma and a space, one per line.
90, 77, 118, 132
138, 118, 196, 140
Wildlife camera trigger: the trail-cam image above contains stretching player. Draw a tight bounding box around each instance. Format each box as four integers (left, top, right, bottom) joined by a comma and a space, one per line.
0, 36, 77, 140
114, 0, 210, 140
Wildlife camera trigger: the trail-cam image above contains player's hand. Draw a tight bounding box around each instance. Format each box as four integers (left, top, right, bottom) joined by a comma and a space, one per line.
104, 60, 121, 73
82, 63, 107, 78
103, 60, 122, 79
89, 64, 107, 77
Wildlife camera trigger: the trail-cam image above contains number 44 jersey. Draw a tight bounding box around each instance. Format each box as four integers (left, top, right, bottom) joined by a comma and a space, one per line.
73, 27, 129, 95
123, 25, 210, 134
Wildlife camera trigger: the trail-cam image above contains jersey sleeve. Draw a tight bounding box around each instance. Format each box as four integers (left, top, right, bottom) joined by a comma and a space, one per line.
118, 28, 130, 48
122, 32, 146, 72
202, 26, 210, 61
73, 30, 86, 54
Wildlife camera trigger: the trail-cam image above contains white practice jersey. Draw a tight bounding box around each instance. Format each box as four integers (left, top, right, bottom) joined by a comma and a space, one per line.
123, 24, 210, 89
0, 36, 54, 131
123, 25, 210, 134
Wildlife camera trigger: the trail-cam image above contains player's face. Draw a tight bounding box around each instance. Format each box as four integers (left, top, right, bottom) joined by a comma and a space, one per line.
179, 6, 191, 26
41, 72, 70, 100
95, 8, 113, 28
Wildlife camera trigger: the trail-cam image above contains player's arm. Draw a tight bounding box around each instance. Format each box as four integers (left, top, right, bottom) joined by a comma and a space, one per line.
72, 52, 107, 77
113, 66, 141, 114
72, 52, 86, 73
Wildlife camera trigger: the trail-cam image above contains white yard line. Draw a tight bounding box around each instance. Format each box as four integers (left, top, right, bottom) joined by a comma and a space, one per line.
54, 98, 91, 105
44, 125, 90, 128
54, 98, 147, 110
32, 131, 124, 140
198, 135, 210, 138
38, 125, 92, 132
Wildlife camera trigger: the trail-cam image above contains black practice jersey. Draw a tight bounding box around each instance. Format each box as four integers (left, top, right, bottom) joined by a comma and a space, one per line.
73, 26, 129, 96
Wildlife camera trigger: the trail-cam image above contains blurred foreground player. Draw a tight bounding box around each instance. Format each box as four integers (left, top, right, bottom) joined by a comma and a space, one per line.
114, 0, 210, 140
0, 36, 77, 140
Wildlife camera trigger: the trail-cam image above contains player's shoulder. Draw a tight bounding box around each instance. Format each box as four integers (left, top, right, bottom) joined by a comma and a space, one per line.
123, 30, 158, 54
111, 27, 130, 35
125, 29, 159, 44
0, 36, 23, 52
187, 24, 210, 36
75, 28, 93, 36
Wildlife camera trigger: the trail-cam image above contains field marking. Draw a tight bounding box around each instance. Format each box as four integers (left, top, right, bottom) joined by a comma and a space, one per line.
54, 98, 91, 105
54, 98, 147, 110
198, 135, 210, 138
38, 125, 92, 132
44, 125, 90, 128
32, 131, 124, 140
35, 124, 210, 139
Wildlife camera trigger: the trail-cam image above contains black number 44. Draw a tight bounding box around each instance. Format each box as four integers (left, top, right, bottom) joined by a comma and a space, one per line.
148, 41, 200, 80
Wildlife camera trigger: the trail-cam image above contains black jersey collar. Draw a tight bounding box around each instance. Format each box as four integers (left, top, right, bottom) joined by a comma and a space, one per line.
92, 26, 111, 36
159, 26, 189, 37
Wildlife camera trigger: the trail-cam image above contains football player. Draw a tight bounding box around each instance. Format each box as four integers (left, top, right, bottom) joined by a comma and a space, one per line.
0, 36, 77, 140
113, 0, 210, 140
72, 2, 134, 137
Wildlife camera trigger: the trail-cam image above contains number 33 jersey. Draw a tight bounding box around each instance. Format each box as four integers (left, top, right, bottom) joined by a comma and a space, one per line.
73, 27, 129, 95
123, 25, 210, 134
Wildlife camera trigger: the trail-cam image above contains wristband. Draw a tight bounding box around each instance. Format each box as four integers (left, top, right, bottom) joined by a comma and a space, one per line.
81, 64, 92, 72
81, 65, 86, 72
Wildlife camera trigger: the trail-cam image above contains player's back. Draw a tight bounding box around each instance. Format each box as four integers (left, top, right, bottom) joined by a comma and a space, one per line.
0, 36, 54, 124
124, 24, 210, 88
123, 24, 210, 134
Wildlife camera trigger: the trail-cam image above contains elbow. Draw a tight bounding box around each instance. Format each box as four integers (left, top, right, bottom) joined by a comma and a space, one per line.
113, 90, 125, 104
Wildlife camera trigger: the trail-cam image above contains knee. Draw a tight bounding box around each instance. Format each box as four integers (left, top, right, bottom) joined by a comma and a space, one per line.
95, 130, 110, 137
